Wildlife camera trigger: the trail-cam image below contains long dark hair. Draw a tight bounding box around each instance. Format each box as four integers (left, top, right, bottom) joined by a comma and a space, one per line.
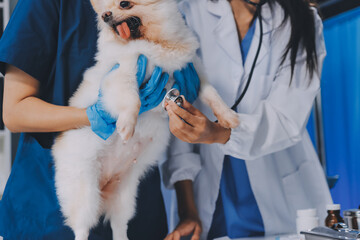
268, 0, 318, 80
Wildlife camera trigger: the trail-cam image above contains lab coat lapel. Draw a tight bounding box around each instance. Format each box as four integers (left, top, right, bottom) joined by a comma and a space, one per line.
206, 1, 275, 106
244, 4, 273, 74
208, 0, 243, 67
207, 0, 245, 105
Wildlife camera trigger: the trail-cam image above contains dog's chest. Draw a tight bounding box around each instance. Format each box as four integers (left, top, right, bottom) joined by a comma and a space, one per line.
98, 111, 169, 195
99, 134, 148, 181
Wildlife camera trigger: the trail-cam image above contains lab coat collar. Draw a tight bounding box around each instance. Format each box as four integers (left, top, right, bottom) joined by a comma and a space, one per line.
206, 0, 273, 27
206, 0, 224, 17
207, 0, 273, 67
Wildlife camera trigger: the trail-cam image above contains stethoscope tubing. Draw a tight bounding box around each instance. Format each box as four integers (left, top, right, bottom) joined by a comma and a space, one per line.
231, 3, 264, 111
166, 0, 266, 122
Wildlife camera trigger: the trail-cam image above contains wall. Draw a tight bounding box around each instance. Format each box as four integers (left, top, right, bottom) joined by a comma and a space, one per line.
322, 7, 360, 211
10, 0, 17, 13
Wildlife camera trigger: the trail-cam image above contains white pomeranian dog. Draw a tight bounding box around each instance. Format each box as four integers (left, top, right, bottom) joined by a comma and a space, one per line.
52, 0, 239, 239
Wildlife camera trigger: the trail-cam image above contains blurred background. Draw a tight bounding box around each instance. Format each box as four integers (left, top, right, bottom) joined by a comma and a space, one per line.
306, 0, 360, 211
0, 0, 359, 220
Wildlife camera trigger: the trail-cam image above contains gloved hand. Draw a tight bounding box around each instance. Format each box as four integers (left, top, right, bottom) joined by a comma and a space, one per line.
136, 55, 169, 114
86, 90, 117, 140
173, 63, 200, 104
87, 55, 169, 140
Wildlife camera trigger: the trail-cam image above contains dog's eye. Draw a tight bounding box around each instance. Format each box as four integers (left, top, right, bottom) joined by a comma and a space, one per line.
119, 1, 131, 9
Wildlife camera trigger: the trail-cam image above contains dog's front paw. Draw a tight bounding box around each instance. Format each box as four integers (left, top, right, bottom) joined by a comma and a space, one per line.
216, 108, 240, 129
116, 113, 137, 142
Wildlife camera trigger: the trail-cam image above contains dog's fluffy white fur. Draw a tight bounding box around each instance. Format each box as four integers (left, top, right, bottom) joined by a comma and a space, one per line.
52, 0, 239, 239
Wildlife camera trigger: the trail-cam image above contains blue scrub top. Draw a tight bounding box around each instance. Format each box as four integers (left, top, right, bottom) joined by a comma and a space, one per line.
0, 0, 167, 239
208, 19, 265, 239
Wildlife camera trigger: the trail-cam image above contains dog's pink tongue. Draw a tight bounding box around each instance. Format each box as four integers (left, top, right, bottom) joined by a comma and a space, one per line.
117, 22, 131, 40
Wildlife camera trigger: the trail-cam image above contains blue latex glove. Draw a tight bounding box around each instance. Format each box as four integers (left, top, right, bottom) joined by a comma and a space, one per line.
136, 55, 169, 114
173, 63, 200, 104
87, 55, 169, 140
86, 91, 117, 140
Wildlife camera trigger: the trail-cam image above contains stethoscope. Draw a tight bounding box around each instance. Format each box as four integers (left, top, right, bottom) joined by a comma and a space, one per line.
165, 0, 267, 112
231, 0, 266, 111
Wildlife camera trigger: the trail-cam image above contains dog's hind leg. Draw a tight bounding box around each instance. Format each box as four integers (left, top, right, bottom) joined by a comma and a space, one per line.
53, 128, 105, 240
105, 166, 146, 240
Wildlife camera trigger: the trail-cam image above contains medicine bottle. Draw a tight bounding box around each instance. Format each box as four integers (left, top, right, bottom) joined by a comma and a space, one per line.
296, 209, 319, 234
325, 204, 344, 228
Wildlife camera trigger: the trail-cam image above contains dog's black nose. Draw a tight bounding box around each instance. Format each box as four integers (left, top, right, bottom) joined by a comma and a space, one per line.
102, 11, 113, 23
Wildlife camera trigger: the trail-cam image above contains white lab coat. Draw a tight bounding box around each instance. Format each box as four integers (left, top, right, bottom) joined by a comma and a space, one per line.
161, 0, 333, 239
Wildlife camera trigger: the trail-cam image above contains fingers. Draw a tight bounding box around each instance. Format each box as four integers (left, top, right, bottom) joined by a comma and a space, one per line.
186, 63, 200, 101
174, 63, 200, 103
142, 72, 167, 99
166, 101, 196, 126
150, 88, 167, 107
136, 54, 147, 87
173, 231, 181, 240
183, 67, 191, 83
167, 107, 190, 129
157, 72, 169, 93
167, 107, 193, 139
188, 63, 200, 91
141, 66, 162, 95
148, 68, 167, 93
173, 69, 187, 96
164, 233, 173, 240
139, 88, 166, 115
165, 220, 202, 240
164, 231, 180, 240
172, 82, 180, 92
143, 78, 167, 102
190, 225, 202, 240
183, 64, 195, 96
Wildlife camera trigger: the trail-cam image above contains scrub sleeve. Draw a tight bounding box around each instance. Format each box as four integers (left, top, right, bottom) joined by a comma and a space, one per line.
208, 20, 265, 239
0, 0, 167, 239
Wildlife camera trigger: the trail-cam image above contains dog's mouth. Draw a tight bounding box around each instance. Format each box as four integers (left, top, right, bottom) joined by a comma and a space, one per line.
111, 17, 142, 40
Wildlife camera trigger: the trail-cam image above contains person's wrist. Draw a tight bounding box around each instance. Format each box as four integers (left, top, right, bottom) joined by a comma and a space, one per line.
82, 108, 91, 126
179, 206, 200, 221
174, 180, 199, 221
213, 124, 231, 144
177, 193, 198, 220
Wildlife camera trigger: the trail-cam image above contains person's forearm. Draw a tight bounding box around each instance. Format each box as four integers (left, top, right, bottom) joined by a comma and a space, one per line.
3, 64, 91, 133
174, 180, 199, 220
4, 96, 90, 133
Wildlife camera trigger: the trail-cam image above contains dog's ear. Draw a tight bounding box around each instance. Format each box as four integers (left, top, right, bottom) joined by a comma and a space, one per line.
90, 0, 102, 13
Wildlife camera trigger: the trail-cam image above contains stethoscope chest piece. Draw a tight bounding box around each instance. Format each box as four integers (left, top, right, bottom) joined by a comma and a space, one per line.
162, 88, 183, 109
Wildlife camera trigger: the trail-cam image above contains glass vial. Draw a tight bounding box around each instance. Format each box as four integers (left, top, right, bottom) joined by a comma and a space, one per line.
325, 204, 344, 228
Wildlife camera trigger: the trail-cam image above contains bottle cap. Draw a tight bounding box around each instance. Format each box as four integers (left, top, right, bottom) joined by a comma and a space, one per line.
343, 209, 360, 217
297, 209, 317, 217
327, 204, 341, 211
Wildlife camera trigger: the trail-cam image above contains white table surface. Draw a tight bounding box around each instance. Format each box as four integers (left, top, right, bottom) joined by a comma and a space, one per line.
215, 234, 303, 240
